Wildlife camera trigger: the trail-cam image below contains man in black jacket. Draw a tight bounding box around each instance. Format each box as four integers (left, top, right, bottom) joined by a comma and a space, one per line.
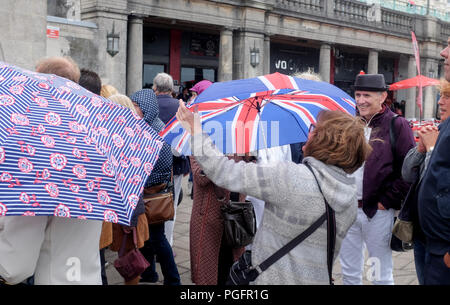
417, 36, 450, 285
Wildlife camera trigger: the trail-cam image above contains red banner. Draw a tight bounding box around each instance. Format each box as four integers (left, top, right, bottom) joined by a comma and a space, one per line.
411, 31, 422, 117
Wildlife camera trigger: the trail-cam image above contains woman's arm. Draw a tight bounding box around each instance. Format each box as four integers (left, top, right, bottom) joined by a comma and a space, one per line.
175, 100, 285, 203
192, 132, 284, 204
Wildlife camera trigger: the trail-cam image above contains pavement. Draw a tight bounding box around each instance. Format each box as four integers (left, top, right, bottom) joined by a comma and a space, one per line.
105, 175, 419, 285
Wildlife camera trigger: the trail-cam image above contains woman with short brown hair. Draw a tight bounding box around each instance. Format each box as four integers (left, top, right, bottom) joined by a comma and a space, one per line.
176, 102, 372, 285
303, 110, 372, 174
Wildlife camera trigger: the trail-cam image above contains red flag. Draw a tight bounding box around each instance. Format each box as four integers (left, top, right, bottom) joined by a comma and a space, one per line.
411, 31, 423, 117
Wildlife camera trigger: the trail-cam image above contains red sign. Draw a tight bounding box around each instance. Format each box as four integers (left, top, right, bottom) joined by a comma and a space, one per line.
47, 26, 60, 39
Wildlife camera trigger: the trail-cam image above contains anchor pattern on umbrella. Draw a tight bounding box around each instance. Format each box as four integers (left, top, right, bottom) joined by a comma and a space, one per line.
161, 73, 355, 155
0, 62, 163, 225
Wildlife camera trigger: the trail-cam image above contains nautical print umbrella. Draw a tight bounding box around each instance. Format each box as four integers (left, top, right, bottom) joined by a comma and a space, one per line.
161, 72, 356, 155
0, 62, 163, 225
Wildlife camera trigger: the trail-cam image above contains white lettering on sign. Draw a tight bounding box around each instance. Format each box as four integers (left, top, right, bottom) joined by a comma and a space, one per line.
275, 60, 287, 70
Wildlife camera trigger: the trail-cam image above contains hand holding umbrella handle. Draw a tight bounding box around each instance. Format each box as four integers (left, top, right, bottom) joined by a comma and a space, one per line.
176, 100, 202, 135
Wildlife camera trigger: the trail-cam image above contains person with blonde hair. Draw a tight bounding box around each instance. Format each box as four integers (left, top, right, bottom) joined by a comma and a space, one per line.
108, 94, 136, 114
107, 93, 150, 285
176, 100, 372, 285
101, 84, 119, 99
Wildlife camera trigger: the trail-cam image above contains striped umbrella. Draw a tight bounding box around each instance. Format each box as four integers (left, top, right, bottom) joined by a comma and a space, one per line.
0, 62, 163, 225
161, 72, 355, 155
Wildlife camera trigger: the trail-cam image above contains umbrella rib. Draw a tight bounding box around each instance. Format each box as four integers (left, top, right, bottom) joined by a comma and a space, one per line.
265, 99, 310, 141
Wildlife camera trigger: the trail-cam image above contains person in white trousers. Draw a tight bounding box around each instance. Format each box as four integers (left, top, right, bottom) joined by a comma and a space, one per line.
339, 73, 415, 285
0, 216, 102, 285
165, 172, 183, 246
0, 57, 103, 285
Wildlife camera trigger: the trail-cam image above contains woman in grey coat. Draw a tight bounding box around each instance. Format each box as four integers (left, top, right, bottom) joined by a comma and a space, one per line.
176, 102, 372, 285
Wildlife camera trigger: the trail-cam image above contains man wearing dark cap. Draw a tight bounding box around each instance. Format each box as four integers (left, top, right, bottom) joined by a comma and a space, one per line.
416, 36, 450, 285
339, 73, 415, 285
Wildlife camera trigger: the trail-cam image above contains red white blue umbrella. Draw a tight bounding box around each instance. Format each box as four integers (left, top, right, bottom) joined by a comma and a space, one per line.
161, 72, 355, 155
0, 62, 163, 225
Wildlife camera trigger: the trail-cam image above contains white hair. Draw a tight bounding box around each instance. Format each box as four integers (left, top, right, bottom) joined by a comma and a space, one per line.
153, 73, 174, 93
293, 68, 322, 82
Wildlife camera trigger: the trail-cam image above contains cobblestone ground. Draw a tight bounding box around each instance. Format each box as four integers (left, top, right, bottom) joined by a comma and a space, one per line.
105, 176, 418, 285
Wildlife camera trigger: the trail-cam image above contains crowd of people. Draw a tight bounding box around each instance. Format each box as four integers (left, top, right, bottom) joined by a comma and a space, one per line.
0, 35, 449, 286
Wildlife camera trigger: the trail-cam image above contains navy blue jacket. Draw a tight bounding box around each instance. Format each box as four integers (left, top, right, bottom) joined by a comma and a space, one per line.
156, 94, 179, 125
418, 118, 450, 255
156, 94, 190, 176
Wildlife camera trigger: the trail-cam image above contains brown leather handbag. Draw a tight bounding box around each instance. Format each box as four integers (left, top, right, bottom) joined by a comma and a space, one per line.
143, 181, 175, 225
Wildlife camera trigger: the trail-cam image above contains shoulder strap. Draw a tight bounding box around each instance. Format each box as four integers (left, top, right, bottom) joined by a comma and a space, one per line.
256, 163, 336, 285
390, 115, 399, 172
305, 163, 336, 285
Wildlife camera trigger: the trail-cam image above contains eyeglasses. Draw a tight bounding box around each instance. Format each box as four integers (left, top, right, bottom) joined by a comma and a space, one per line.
308, 123, 316, 133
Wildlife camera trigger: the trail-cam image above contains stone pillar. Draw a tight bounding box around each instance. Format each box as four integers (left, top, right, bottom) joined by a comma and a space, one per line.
423, 57, 439, 119
319, 44, 331, 83
406, 56, 417, 119
127, 15, 144, 96
368, 49, 379, 74
264, 34, 271, 75
233, 31, 265, 79
218, 28, 233, 82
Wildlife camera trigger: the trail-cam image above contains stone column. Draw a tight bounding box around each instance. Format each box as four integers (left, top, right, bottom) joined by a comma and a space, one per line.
368, 49, 379, 74
423, 57, 439, 119
406, 55, 417, 119
127, 15, 144, 96
218, 28, 233, 82
319, 44, 331, 83
233, 31, 265, 79
264, 34, 271, 75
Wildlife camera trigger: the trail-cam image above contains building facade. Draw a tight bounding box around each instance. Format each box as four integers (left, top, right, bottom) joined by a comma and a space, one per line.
1, 0, 449, 119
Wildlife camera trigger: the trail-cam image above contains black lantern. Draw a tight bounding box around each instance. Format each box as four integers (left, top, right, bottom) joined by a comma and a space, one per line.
107, 22, 120, 57
250, 41, 260, 68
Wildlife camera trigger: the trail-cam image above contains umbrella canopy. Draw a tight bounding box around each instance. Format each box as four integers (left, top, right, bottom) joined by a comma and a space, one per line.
0, 62, 163, 225
389, 75, 440, 91
161, 72, 356, 155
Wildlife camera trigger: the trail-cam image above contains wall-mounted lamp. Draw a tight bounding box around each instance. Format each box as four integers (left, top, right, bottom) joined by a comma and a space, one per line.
250, 41, 260, 68
107, 22, 120, 57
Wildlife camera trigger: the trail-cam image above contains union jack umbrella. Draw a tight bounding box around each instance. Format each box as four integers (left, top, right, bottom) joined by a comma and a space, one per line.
161, 72, 356, 155
0, 62, 163, 225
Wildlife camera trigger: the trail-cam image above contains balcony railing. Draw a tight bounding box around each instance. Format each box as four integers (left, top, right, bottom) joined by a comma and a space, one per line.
357, 0, 450, 22
274, 0, 416, 34
334, 0, 369, 21
275, 0, 325, 13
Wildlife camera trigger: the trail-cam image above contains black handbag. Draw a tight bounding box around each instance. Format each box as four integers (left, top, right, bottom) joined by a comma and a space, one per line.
221, 200, 257, 248
227, 163, 336, 285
